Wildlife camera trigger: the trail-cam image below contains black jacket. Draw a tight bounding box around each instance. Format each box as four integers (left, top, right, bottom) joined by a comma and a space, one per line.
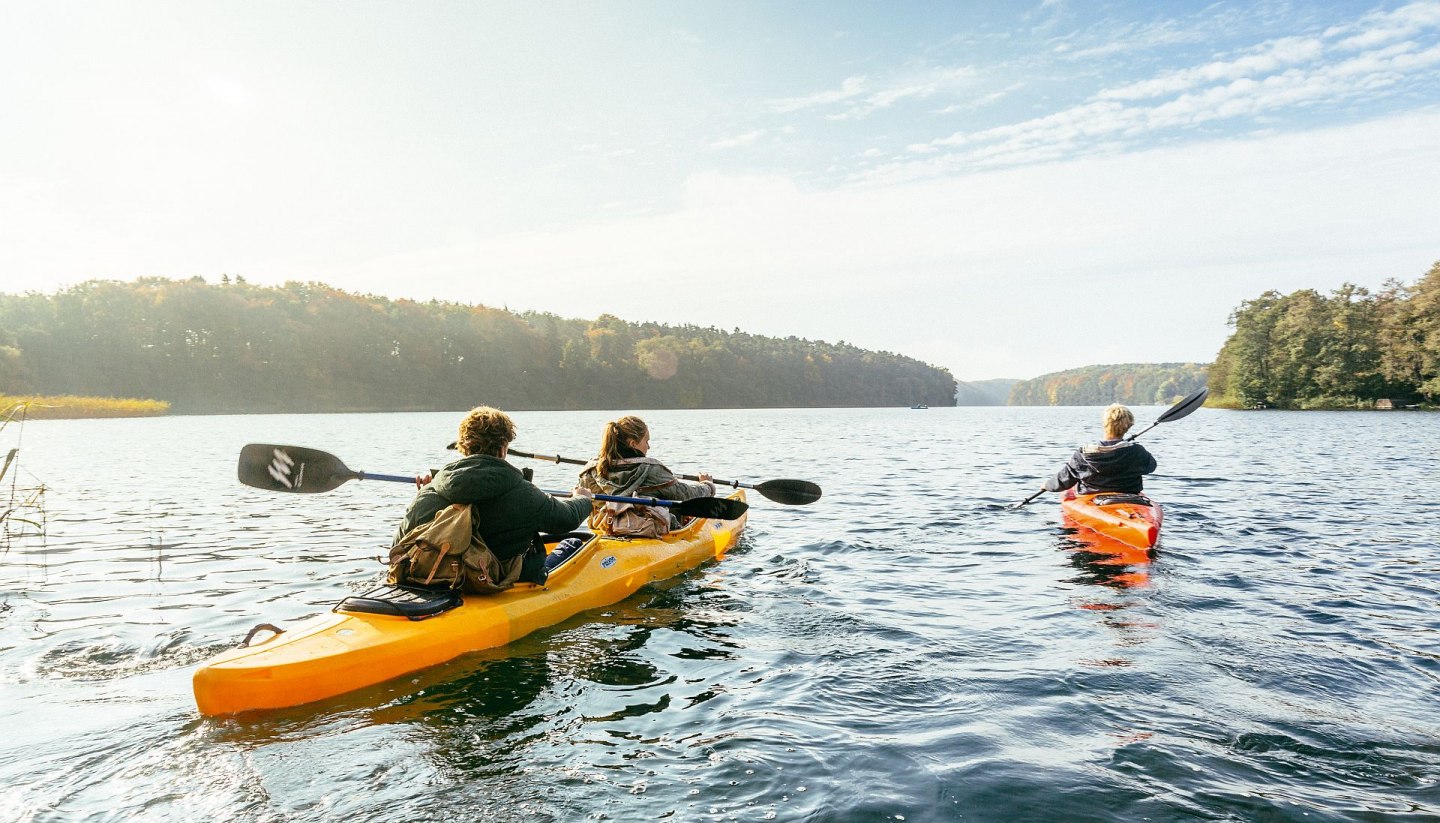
1044, 440, 1157, 494
393, 454, 593, 560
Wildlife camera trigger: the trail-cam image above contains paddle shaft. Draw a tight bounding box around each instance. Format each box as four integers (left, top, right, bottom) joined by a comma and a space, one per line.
511, 448, 740, 488
299, 469, 698, 509
358, 471, 416, 484
506, 448, 820, 505
343, 475, 744, 519
1017, 489, 1046, 508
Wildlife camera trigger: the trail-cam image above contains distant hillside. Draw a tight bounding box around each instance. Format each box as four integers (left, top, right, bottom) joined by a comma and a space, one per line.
955, 378, 1018, 406
0, 278, 958, 413
1008, 363, 1209, 406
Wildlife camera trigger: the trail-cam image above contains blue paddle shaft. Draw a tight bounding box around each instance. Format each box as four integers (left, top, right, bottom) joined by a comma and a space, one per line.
357, 471, 419, 484
353, 473, 666, 508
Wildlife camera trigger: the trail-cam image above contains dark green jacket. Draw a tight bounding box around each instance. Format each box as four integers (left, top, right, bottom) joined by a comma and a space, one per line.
393, 454, 593, 561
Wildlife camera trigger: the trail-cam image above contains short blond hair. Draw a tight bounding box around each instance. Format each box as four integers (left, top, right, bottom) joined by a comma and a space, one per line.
1103, 404, 1134, 439
456, 406, 516, 456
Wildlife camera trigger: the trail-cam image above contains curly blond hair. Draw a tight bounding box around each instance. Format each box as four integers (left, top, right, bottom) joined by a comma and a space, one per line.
1102, 404, 1135, 439
456, 406, 516, 457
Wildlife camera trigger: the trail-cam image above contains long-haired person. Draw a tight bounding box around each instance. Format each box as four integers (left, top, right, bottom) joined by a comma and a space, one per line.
577, 415, 714, 532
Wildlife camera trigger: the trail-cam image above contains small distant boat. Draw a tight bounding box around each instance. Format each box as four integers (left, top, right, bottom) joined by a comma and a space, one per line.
909, 404, 928, 409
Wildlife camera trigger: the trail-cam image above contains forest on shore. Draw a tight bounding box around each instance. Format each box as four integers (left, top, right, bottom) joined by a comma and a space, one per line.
1007, 363, 1209, 406
1208, 261, 1439, 409
0, 278, 957, 414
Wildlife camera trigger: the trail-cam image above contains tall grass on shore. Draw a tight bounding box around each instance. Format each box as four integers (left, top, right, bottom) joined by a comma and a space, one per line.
2, 402, 48, 553
0, 395, 170, 420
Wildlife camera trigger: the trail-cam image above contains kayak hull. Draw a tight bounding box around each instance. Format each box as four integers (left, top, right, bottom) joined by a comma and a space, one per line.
1060, 490, 1161, 549
193, 491, 746, 716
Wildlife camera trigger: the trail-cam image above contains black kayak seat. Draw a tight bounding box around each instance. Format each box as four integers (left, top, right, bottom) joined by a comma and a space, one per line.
335, 585, 462, 620
1091, 493, 1152, 507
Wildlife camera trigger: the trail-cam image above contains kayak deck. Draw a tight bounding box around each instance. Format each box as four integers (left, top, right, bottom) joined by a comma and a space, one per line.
193, 491, 746, 716
1059, 490, 1162, 549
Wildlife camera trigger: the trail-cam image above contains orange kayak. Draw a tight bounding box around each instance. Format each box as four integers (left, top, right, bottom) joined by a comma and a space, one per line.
1060, 490, 1161, 549
194, 491, 746, 716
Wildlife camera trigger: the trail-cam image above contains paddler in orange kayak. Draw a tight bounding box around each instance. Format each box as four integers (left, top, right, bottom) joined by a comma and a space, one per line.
1044, 404, 1157, 495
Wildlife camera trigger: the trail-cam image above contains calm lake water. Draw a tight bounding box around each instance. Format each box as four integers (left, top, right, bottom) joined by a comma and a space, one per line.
1, 406, 1437, 822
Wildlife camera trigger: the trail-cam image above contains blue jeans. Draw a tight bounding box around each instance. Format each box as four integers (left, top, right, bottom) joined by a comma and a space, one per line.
543, 537, 585, 572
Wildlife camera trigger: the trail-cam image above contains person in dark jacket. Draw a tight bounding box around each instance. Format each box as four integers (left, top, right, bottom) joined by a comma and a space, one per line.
395, 406, 593, 581
1044, 404, 1157, 495
577, 415, 714, 529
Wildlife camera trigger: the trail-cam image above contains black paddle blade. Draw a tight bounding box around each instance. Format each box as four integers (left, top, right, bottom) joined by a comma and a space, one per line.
1157, 386, 1210, 424
672, 496, 749, 521
753, 479, 822, 505
238, 444, 357, 493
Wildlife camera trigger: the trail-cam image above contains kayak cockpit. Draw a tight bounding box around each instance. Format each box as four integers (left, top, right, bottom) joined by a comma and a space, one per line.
334, 531, 602, 620
1089, 493, 1152, 507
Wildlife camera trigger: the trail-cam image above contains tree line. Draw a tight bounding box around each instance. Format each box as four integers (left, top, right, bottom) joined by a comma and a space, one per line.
1208, 261, 1440, 409
1007, 363, 1209, 406
0, 278, 957, 413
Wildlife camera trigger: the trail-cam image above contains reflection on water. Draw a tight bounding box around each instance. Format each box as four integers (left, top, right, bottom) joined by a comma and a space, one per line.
1061, 527, 1155, 590
1, 407, 1438, 821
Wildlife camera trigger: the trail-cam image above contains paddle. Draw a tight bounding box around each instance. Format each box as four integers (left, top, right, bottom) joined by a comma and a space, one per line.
237, 443, 749, 520
238, 443, 411, 493
1011, 386, 1209, 509
504, 447, 822, 506
565, 492, 749, 521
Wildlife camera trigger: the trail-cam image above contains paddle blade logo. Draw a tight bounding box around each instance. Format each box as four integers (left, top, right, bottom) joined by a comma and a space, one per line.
267, 448, 305, 490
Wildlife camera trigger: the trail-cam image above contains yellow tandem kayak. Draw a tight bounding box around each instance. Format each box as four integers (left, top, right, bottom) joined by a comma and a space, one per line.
193, 491, 747, 716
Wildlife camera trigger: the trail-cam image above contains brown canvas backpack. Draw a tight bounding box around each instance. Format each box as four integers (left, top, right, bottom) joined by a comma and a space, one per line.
589, 499, 671, 538
387, 503, 523, 594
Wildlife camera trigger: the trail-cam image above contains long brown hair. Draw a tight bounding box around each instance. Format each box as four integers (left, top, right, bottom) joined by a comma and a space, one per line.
596, 415, 647, 476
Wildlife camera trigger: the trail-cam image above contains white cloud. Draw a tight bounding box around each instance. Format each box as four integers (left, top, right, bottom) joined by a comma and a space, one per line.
828, 66, 977, 120
770, 76, 868, 113
1329, 0, 1440, 51
1056, 18, 1197, 61
707, 130, 766, 150
1099, 36, 1325, 101
771, 66, 976, 120
895, 12, 1440, 185
933, 88, 1011, 115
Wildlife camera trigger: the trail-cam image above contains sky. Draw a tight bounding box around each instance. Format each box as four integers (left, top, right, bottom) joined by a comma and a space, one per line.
2, 1, 1439, 381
